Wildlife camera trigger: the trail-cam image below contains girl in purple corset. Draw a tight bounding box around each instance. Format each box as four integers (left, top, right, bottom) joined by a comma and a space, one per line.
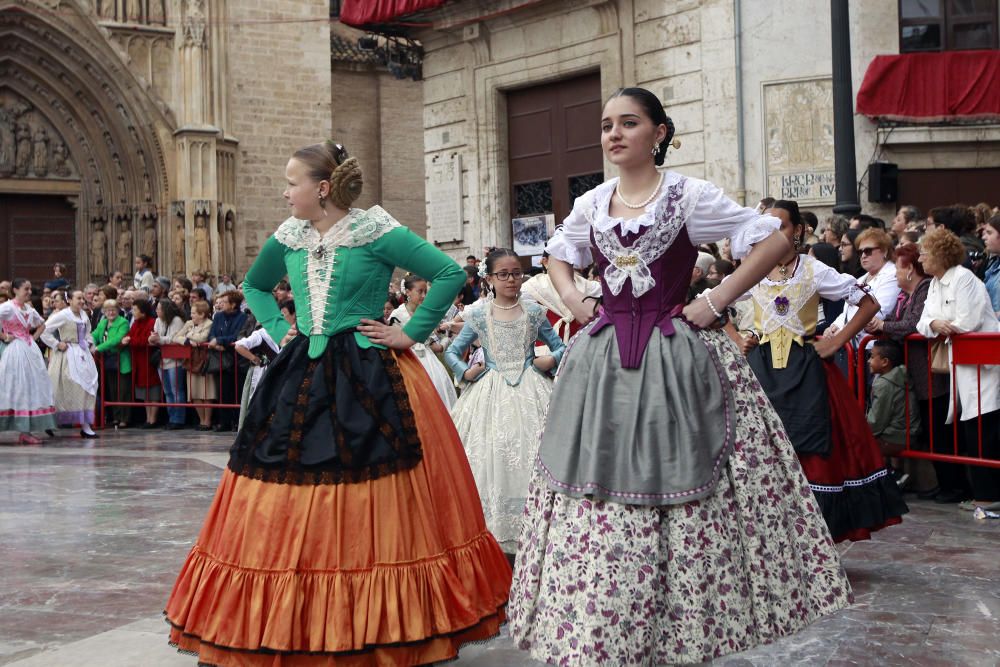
509, 87, 853, 665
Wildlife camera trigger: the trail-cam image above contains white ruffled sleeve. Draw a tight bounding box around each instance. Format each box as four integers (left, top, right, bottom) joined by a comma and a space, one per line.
811, 258, 870, 305
685, 180, 781, 259
546, 189, 595, 268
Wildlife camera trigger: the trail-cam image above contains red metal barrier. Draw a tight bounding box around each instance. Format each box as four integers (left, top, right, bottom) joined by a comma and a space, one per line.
854, 332, 1000, 470
95, 343, 242, 429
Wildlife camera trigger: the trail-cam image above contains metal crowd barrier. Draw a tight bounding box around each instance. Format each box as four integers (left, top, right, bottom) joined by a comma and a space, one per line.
854, 332, 1000, 470
95, 343, 242, 429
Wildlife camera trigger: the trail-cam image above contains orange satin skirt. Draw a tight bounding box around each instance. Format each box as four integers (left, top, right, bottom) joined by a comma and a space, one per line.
165, 350, 512, 666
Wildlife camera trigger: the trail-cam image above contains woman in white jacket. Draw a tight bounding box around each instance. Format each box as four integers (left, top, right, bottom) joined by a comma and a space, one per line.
916, 228, 1000, 509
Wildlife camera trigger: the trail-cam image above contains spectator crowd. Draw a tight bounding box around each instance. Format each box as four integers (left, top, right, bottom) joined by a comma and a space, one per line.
1, 198, 998, 511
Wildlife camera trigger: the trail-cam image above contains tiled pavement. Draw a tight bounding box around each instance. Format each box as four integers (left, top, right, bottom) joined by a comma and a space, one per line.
1, 430, 998, 666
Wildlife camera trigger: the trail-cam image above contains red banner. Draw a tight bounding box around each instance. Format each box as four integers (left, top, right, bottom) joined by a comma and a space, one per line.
856, 50, 1000, 122
339, 0, 447, 27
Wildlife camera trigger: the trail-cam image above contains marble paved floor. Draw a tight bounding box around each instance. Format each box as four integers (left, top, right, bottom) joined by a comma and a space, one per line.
0, 429, 997, 666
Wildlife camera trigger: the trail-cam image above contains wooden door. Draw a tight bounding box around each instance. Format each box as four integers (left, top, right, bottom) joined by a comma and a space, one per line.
507, 72, 604, 259
897, 168, 1000, 215
0, 194, 77, 287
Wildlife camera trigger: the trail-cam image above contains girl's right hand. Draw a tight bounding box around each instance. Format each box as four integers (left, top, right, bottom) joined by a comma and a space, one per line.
463, 362, 485, 381
563, 290, 598, 324
738, 332, 758, 356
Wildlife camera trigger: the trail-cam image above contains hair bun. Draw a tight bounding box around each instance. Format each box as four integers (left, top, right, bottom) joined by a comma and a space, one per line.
329, 157, 363, 210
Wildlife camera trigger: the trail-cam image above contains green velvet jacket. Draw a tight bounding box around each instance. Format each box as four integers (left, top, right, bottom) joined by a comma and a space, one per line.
244, 206, 466, 359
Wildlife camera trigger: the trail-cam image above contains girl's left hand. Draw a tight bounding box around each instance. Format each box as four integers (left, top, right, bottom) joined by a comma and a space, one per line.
682, 293, 726, 329
533, 355, 557, 372
358, 319, 416, 349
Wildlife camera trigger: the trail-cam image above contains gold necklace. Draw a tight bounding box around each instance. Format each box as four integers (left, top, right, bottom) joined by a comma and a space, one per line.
777, 255, 798, 279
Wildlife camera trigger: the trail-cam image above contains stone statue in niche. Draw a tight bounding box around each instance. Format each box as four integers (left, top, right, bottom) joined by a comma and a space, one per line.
223, 215, 236, 276
97, 0, 114, 20
126, 0, 142, 23
142, 171, 152, 202
0, 109, 15, 176
52, 141, 70, 177
32, 127, 48, 177
15, 122, 31, 177
142, 216, 157, 267
116, 219, 132, 272
173, 216, 186, 273
149, 0, 165, 24
193, 214, 210, 272
91, 220, 108, 278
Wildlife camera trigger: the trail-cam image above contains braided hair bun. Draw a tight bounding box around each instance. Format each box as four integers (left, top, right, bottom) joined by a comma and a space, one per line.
291, 140, 364, 210
330, 157, 363, 210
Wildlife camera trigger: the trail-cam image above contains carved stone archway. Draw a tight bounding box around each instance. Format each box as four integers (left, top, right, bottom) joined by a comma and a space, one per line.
0, 0, 174, 284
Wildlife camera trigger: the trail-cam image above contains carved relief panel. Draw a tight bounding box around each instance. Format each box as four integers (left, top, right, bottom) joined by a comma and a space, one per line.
0, 90, 78, 180
762, 78, 836, 205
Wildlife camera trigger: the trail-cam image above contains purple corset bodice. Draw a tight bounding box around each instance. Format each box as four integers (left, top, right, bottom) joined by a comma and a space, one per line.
590, 225, 696, 368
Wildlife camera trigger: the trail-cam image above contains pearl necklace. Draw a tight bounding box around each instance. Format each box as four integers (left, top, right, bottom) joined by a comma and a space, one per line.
492, 299, 520, 310
616, 172, 664, 209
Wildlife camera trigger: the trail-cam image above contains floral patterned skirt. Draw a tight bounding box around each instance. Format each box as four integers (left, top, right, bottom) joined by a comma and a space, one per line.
509, 329, 853, 666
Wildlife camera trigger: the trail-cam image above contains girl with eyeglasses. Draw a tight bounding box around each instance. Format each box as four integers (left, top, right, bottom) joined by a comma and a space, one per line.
738, 200, 907, 543
444, 247, 565, 555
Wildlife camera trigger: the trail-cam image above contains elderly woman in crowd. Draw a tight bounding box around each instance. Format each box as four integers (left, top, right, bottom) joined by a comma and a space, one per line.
865, 244, 958, 498
916, 228, 1000, 510
121, 299, 162, 429
172, 300, 215, 430
830, 228, 900, 347
93, 299, 131, 428
41, 290, 98, 438
149, 298, 188, 430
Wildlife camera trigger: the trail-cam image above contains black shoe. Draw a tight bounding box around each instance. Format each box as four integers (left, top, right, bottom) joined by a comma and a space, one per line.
167, 423, 184, 431
80, 430, 98, 439
934, 489, 967, 504
917, 486, 940, 500
196, 425, 213, 432
45, 429, 56, 438
140, 422, 157, 430
212, 423, 230, 432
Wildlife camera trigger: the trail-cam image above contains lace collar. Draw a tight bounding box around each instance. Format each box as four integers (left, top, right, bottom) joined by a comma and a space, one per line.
272, 205, 401, 252
591, 172, 685, 236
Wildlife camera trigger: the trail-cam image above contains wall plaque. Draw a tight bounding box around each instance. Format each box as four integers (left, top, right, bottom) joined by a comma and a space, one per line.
763, 78, 836, 205
428, 153, 463, 242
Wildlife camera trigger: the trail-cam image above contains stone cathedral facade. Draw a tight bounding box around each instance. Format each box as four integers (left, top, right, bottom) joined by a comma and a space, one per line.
0, 0, 333, 286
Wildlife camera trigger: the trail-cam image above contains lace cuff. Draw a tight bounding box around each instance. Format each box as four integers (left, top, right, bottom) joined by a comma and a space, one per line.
546, 232, 593, 268
730, 217, 780, 259
847, 281, 874, 307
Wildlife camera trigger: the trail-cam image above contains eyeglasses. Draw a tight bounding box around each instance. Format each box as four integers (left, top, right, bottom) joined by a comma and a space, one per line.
839, 241, 853, 247
858, 247, 881, 257
491, 271, 524, 281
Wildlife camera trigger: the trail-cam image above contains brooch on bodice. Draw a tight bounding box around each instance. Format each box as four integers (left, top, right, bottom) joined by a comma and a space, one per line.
613, 253, 640, 269
773, 295, 790, 316
312, 246, 326, 260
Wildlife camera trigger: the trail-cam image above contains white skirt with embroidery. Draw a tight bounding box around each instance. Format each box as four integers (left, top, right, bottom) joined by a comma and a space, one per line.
451, 366, 553, 549
411, 346, 457, 410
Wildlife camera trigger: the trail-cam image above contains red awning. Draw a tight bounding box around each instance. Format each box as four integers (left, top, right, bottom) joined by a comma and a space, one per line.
856, 50, 1000, 122
339, 0, 447, 27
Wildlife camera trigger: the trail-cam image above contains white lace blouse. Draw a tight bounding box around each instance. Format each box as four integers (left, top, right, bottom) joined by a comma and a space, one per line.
547, 172, 780, 268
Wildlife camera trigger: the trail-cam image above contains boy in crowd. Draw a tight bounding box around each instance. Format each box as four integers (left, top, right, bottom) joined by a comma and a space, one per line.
867, 339, 921, 487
